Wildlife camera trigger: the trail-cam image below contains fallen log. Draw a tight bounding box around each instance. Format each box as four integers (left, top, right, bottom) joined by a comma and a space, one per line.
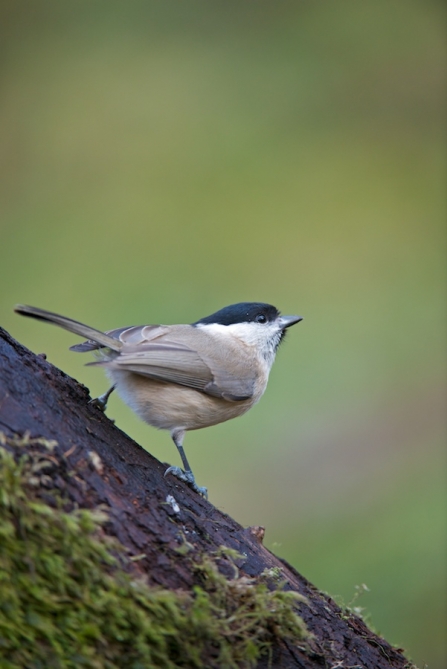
0, 326, 414, 668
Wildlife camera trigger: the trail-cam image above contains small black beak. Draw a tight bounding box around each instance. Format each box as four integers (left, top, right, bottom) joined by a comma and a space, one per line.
278, 315, 303, 329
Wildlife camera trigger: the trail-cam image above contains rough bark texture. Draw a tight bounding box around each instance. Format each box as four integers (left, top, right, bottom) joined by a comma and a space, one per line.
0, 326, 412, 669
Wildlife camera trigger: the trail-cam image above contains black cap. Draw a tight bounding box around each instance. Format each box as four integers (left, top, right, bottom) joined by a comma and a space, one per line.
194, 302, 280, 326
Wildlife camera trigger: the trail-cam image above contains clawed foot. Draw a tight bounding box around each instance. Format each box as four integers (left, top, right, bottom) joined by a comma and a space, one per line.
164, 466, 208, 499
89, 385, 116, 412
89, 396, 108, 411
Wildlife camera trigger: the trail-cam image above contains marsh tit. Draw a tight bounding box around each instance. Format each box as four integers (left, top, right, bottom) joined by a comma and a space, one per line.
15, 302, 302, 497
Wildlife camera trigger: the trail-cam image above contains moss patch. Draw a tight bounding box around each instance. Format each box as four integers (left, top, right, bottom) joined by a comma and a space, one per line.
0, 434, 308, 668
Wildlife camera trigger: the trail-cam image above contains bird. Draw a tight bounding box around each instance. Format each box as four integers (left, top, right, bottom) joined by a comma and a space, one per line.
15, 302, 302, 498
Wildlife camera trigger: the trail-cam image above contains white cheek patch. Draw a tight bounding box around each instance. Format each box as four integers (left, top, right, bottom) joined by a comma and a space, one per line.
225, 322, 278, 346
196, 321, 281, 368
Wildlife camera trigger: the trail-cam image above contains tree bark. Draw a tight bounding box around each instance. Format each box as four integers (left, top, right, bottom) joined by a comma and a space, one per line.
0, 326, 413, 669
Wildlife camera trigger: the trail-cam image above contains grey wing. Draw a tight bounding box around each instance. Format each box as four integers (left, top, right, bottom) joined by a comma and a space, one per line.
109, 331, 255, 401
70, 324, 168, 352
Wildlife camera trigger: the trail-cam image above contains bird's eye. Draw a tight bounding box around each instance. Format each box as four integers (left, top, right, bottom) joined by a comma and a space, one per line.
255, 314, 267, 324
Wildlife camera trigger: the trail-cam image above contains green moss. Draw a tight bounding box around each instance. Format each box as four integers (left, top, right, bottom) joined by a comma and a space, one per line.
334, 583, 372, 624
0, 434, 309, 669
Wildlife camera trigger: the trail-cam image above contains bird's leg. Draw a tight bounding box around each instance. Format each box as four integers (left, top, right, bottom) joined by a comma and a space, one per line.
89, 385, 116, 412
164, 429, 208, 499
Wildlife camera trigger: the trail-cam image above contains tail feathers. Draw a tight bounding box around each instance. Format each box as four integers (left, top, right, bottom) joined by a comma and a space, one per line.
14, 305, 122, 352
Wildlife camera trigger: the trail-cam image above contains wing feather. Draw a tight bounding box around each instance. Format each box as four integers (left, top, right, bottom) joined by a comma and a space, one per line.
71, 324, 169, 352
104, 326, 256, 401
115, 344, 213, 391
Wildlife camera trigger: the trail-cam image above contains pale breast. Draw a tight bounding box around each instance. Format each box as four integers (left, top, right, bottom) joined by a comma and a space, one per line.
108, 369, 259, 432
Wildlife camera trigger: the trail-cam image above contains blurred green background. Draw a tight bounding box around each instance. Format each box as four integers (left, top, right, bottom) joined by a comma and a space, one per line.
1, 1, 445, 666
